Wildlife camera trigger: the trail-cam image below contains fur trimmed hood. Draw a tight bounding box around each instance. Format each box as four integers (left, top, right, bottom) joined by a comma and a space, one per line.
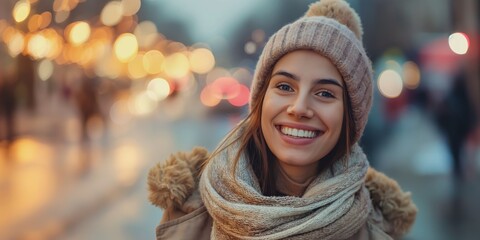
148, 147, 417, 237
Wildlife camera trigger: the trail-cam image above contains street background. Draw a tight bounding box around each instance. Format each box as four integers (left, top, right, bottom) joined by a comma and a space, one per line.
0, 0, 479, 239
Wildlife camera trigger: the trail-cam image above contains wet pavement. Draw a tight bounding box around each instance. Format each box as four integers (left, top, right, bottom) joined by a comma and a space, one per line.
0, 99, 479, 240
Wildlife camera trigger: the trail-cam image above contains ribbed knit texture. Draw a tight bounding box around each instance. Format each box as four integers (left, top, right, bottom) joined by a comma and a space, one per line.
199, 129, 371, 239
250, 1, 373, 143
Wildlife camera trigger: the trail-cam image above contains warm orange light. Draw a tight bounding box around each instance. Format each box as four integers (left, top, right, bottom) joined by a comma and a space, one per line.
54, 10, 69, 23
101, 1, 123, 26
28, 14, 41, 32
0, 20, 7, 35
27, 33, 50, 59
13, 0, 31, 23
53, 0, 80, 12
200, 85, 222, 107
39, 12, 52, 29
189, 48, 215, 74
134, 21, 158, 48
129, 91, 157, 116
127, 53, 147, 79
68, 21, 90, 45
114, 33, 138, 62
42, 28, 63, 59
403, 61, 421, 89
121, 0, 141, 16
38, 59, 54, 81
164, 52, 190, 78
6, 31, 25, 57
143, 50, 164, 74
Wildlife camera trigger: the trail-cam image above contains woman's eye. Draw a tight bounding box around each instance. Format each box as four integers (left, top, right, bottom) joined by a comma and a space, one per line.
317, 90, 335, 98
276, 83, 293, 92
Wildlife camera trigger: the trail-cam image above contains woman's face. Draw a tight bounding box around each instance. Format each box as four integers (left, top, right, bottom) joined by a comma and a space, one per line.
261, 50, 344, 178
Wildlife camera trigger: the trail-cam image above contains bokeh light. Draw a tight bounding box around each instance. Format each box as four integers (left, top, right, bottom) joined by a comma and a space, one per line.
244, 41, 256, 54
200, 84, 222, 107
448, 32, 469, 55
403, 61, 421, 89
114, 33, 138, 62
27, 33, 50, 59
38, 59, 54, 81
127, 52, 147, 79
129, 91, 157, 116
143, 50, 164, 74
252, 29, 266, 43
39, 12, 52, 29
121, 0, 141, 16
101, 1, 123, 26
28, 14, 41, 32
206, 67, 230, 85
147, 78, 171, 101
212, 77, 239, 99
54, 10, 69, 23
228, 84, 250, 107
189, 48, 215, 74
6, 30, 25, 57
377, 69, 403, 98
164, 52, 190, 78
53, 0, 80, 12
134, 21, 158, 48
68, 21, 91, 45
13, 0, 31, 23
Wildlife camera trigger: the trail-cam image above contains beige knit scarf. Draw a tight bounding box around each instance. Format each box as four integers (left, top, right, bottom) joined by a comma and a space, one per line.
199, 138, 371, 240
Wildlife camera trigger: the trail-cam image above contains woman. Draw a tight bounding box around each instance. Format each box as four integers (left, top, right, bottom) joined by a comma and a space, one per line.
148, 0, 417, 239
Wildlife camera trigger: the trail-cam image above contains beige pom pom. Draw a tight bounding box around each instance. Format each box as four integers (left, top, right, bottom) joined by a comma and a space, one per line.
306, 0, 363, 40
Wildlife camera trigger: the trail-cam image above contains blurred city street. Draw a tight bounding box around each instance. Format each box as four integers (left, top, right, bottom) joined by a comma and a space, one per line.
1, 94, 479, 240
1, 0, 479, 239
0, 93, 238, 239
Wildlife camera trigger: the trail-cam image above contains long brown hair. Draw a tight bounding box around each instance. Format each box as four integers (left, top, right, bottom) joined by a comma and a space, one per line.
204, 74, 356, 196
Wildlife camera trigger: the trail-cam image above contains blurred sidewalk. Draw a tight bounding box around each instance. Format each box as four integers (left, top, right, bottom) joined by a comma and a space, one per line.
0, 93, 147, 239
373, 106, 480, 240
0, 93, 237, 240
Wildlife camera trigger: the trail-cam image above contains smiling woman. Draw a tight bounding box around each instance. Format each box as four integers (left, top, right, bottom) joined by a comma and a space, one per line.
148, 0, 417, 239
261, 50, 345, 186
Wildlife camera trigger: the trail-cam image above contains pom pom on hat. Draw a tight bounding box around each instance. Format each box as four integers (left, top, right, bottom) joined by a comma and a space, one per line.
305, 0, 363, 40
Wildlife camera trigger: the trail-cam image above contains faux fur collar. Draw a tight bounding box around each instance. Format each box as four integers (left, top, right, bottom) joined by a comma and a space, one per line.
148, 147, 417, 237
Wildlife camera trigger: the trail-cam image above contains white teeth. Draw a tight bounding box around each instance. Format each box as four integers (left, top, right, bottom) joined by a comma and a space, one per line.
280, 126, 317, 138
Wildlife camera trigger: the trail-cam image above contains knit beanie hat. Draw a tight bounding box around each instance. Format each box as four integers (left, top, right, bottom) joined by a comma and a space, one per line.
250, 0, 373, 143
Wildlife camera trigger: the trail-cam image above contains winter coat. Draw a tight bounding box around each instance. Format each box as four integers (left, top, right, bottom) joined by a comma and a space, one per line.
148, 148, 417, 239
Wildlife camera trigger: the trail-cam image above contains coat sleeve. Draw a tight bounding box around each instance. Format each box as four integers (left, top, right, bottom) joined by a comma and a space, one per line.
365, 167, 418, 238
157, 206, 213, 240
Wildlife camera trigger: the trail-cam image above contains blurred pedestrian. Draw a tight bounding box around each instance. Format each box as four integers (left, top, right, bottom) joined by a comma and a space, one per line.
0, 70, 17, 146
148, 0, 417, 239
435, 71, 477, 181
73, 77, 103, 143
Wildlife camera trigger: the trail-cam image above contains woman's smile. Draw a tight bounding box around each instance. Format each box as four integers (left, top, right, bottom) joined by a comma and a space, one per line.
277, 125, 320, 138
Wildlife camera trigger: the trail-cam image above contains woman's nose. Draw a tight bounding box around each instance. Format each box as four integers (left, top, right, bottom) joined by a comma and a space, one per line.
286, 95, 314, 118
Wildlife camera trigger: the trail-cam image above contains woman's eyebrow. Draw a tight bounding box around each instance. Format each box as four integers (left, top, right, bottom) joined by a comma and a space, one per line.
314, 79, 344, 89
271, 71, 298, 80
272, 70, 343, 89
